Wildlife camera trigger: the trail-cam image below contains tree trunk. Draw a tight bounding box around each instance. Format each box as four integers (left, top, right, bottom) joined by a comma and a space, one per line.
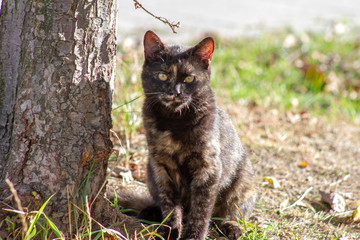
0, 0, 116, 233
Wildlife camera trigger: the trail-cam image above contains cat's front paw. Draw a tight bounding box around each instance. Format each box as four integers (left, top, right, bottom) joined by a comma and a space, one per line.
217, 220, 242, 239
138, 205, 162, 223
155, 226, 179, 240
178, 233, 202, 240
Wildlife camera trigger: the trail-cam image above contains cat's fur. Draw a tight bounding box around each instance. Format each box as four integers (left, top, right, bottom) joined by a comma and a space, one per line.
121, 31, 257, 240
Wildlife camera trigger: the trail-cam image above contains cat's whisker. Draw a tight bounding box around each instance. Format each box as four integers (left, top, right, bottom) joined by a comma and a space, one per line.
185, 103, 191, 113
190, 103, 200, 112
190, 98, 207, 112
149, 100, 160, 112
144, 92, 163, 95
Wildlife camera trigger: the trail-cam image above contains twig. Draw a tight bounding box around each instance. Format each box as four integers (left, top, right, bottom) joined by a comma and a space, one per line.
133, 0, 180, 33
85, 196, 92, 240
329, 174, 350, 187
5, 179, 28, 237
280, 186, 313, 212
66, 185, 73, 239
90, 178, 108, 208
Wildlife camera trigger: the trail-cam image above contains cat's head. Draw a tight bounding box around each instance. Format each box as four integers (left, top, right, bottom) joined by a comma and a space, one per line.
141, 31, 215, 114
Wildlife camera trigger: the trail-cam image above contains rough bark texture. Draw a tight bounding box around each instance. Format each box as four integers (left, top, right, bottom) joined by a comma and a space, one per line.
0, 0, 116, 231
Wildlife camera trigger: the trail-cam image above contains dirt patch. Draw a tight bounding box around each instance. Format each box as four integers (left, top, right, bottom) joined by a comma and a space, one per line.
110, 103, 360, 239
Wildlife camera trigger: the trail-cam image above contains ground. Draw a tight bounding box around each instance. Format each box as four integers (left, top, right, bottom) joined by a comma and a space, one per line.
234, 104, 360, 239
109, 101, 360, 239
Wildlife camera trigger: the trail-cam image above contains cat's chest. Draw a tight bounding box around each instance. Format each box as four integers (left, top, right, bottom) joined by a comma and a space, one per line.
145, 115, 203, 149
153, 129, 184, 155
147, 124, 220, 164
144, 111, 220, 164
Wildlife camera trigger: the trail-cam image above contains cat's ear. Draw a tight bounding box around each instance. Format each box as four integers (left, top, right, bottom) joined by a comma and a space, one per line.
193, 37, 215, 67
143, 31, 165, 62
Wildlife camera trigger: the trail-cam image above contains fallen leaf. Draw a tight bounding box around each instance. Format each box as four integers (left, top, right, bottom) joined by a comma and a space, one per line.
264, 177, 280, 188
280, 199, 289, 209
295, 200, 309, 208
104, 232, 117, 240
109, 166, 134, 183
353, 209, 360, 222
353, 200, 360, 222
334, 211, 353, 218
299, 161, 308, 168
320, 191, 346, 212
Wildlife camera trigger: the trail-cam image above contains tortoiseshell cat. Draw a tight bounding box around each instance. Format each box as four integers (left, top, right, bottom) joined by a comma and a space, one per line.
126, 31, 256, 240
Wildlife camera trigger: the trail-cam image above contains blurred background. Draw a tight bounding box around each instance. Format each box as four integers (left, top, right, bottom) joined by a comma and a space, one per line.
114, 0, 360, 125
117, 0, 360, 42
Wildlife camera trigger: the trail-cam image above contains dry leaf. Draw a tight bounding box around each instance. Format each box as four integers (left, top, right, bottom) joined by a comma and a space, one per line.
280, 199, 289, 209
109, 166, 134, 183
264, 177, 280, 188
104, 232, 117, 240
299, 161, 308, 168
295, 200, 309, 208
320, 191, 346, 212
353, 200, 360, 222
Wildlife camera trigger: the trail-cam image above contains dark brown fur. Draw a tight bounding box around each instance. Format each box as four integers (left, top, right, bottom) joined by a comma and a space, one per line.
135, 31, 256, 240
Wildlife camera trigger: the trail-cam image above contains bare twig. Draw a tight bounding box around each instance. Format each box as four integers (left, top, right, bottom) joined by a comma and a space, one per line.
5, 179, 28, 237
85, 196, 92, 240
329, 174, 350, 187
66, 185, 73, 239
133, 0, 180, 33
90, 179, 108, 208
280, 186, 313, 212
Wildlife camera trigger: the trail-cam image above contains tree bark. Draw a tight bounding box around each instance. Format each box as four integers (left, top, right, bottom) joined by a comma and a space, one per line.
0, 0, 116, 233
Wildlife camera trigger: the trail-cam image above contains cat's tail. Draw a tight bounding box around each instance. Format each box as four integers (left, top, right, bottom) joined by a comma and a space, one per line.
106, 180, 155, 211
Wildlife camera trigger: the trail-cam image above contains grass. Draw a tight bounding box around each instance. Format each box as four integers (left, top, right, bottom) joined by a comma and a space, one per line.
113, 23, 360, 144
210, 24, 360, 123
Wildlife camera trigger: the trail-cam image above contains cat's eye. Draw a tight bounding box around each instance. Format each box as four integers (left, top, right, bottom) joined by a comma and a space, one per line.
158, 73, 168, 81
184, 75, 195, 83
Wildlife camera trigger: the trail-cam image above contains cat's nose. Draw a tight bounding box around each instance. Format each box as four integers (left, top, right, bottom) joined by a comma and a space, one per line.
168, 84, 181, 97
174, 84, 181, 95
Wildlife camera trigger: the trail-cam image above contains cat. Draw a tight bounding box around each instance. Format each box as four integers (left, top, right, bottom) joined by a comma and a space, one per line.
119, 30, 257, 240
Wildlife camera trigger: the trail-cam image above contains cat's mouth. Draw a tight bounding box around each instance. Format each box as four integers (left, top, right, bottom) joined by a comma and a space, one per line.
160, 95, 191, 112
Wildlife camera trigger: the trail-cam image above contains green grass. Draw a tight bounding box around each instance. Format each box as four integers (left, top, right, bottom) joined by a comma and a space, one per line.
114, 24, 360, 127
3, 193, 65, 240
210, 25, 360, 123
112, 50, 144, 155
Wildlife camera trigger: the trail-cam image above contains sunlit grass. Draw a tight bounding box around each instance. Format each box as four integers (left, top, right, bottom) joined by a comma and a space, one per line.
210, 25, 360, 123
113, 24, 360, 129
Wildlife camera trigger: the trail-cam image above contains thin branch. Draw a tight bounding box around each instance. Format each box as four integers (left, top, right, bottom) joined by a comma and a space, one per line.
5, 179, 28, 237
133, 0, 180, 33
85, 196, 92, 240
